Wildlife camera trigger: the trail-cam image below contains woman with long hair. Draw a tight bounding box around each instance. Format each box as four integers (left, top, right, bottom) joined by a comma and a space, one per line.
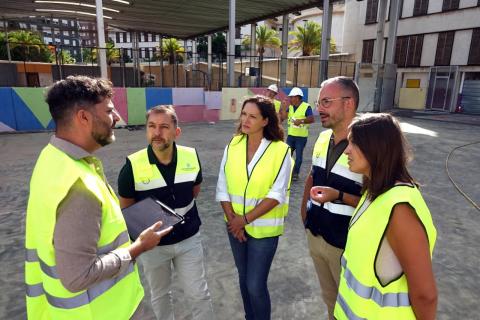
330, 113, 437, 319
216, 96, 293, 320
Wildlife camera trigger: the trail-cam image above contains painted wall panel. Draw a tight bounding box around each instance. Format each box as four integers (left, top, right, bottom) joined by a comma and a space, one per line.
11, 90, 45, 131
14, 88, 51, 128
203, 109, 220, 123
0, 88, 16, 130
220, 88, 249, 120
204, 91, 222, 109
127, 88, 146, 125
112, 87, 128, 124
172, 88, 204, 105
146, 88, 173, 109
174, 105, 206, 123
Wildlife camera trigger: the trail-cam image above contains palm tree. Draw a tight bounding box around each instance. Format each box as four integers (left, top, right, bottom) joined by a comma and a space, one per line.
4, 30, 52, 62
242, 25, 281, 60
157, 38, 185, 64
82, 39, 120, 65
57, 50, 75, 64
242, 25, 280, 83
289, 21, 336, 56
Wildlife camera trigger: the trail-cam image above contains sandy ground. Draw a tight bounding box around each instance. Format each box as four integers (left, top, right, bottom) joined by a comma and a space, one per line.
0, 115, 479, 319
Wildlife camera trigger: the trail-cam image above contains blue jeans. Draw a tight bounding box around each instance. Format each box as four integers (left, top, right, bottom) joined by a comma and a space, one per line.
228, 231, 279, 320
286, 135, 308, 175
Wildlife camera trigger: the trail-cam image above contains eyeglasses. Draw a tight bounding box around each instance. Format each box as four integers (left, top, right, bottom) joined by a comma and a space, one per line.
315, 97, 351, 107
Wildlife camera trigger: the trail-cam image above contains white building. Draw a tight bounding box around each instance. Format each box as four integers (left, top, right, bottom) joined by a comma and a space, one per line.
343, 0, 480, 113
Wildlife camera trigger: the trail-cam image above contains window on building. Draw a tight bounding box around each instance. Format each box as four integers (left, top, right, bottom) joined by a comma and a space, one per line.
145, 48, 150, 59
365, 0, 379, 24
362, 39, 375, 63
435, 31, 454, 65
116, 32, 120, 43
442, 0, 459, 11
413, 0, 429, 16
468, 28, 480, 65
395, 35, 424, 67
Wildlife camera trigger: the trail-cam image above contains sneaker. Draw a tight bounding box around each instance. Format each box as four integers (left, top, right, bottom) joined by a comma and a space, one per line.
292, 173, 299, 181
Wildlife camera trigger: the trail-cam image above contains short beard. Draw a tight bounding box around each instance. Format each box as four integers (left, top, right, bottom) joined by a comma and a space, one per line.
92, 130, 114, 146
151, 141, 170, 152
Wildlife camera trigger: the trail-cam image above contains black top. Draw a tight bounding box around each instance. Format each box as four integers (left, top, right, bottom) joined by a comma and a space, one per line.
118, 143, 203, 245
326, 135, 348, 175
305, 134, 362, 249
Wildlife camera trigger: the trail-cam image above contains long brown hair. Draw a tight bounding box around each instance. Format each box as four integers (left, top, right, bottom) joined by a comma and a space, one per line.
235, 95, 284, 141
349, 113, 415, 200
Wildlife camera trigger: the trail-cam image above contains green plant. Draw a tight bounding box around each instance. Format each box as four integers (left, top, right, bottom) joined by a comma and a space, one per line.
156, 38, 185, 64
289, 21, 336, 56
0, 30, 53, 62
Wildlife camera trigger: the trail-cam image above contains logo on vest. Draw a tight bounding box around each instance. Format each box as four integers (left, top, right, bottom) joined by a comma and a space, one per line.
182, 162, 197, 171
142, 178, 151, 184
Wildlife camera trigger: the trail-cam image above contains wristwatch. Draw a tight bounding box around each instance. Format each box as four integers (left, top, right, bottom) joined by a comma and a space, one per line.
337, 190, 344, 202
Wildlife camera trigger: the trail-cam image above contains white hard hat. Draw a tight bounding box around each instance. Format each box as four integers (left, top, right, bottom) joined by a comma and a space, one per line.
267, 84, 278, 93
288, 87, 303, 97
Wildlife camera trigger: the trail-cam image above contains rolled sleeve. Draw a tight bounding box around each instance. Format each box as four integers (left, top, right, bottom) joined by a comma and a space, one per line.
265, 149, 292, 204
215, 146, 231, 202
54, 179, 132, 293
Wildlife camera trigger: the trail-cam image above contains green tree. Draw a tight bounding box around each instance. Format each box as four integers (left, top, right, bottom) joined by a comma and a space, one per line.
156, 38, 185, 64
289, 21, 336, 56
57, 49, 75, 64
0, 30, 52, 62
81, 39, 120, 65
242, 25, 281, 60
242, 25, 280, 82
196, 32, 227, 60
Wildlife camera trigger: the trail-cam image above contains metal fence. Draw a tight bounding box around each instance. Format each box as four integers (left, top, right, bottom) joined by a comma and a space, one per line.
0, 42, 356, 89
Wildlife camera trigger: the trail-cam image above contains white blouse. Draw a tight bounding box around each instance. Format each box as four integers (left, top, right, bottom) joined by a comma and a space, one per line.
215, 138, 292, 205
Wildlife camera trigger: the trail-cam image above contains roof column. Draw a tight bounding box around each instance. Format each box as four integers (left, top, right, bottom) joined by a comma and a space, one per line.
95, 0, 108, 79
250, 23, 256, 86
280, 15, 288, 87
228, 0, 236, 86
318, 0, 332, 85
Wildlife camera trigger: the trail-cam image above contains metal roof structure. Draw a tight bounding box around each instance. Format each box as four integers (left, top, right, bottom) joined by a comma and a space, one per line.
1, 0, 343, 39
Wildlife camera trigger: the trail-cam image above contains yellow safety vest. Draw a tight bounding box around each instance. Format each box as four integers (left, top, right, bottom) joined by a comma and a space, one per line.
128, 145, 200, 217
334, 185, 437, 320
311, 129, 363, 217
287, 101, 310, 137
25, 144, 143, 320
224, 135, 292, 238
273, 99, 281, 113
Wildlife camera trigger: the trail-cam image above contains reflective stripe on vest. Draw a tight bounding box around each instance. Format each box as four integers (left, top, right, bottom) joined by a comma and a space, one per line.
287, 101, 310, 137
25, 144, 143, 319
340, 256, 410, 307
225, 135, 292, 238
310, 130, 362, 217
128, 145, 199, 218
334, 185, 437, 320
26, 263, 136, 309
311, 200, 355, 216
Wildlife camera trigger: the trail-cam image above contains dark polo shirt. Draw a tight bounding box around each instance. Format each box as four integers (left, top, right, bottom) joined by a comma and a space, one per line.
118, 143, 202, 245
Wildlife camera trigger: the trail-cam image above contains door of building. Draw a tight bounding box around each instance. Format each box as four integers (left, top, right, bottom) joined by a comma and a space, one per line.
426, 66, 459, 112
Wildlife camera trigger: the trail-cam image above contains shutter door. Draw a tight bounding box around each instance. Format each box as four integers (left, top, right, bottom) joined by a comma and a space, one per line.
462, 80, 480, 114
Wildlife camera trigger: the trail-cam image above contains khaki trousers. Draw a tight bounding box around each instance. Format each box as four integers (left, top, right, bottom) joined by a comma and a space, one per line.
306, 230, 344, 320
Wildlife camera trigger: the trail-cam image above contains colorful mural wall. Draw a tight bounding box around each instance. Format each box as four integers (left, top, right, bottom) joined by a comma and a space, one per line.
0, 87, 320, 132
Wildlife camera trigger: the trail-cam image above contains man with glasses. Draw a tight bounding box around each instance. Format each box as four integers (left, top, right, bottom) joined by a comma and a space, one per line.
300, 76, 363, 319
279, 87, 315, 181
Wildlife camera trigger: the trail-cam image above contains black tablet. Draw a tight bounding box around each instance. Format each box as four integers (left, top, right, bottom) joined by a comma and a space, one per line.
121, 196, 184, 240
